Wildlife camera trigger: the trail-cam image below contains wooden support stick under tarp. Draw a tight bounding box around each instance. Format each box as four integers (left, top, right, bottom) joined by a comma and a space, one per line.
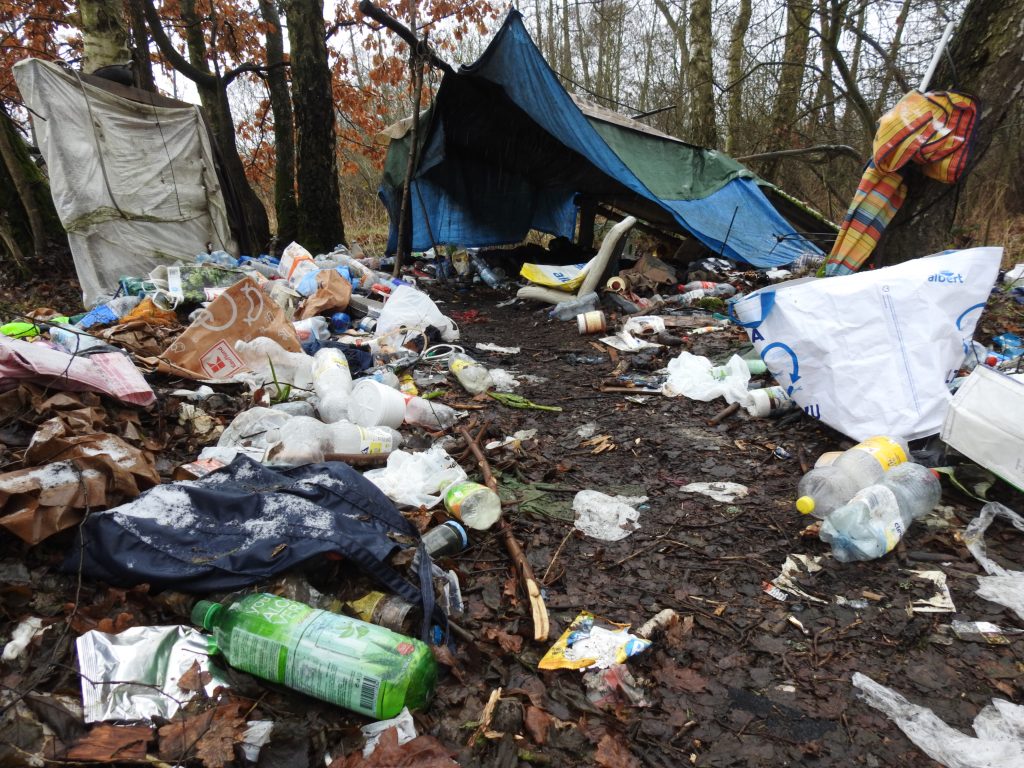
457, 425, 550, 642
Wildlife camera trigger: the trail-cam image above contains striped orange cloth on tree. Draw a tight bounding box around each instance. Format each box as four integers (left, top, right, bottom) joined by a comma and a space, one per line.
825, 90, 977, 276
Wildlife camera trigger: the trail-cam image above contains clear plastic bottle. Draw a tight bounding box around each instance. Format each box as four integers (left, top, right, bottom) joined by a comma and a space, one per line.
448, 353, 493, 394
443, 481, 502, 530
269, 417, 401, 464
312, 347, 353, 423
796, 435, 910, 518
679, 281, 736, 297
470, 254, 504, 288
49, 325, 110, 354
191, 593, 436, 719
404, 396, 459, 429
549, 292, 599, 321
819, 463, 941, 562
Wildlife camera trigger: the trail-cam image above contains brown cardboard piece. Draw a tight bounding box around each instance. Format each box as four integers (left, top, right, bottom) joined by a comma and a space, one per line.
158, 277, 301, 380
296, 269, 352, 320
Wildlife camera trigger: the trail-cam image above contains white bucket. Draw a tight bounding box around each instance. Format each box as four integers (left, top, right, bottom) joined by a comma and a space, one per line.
744, 386, 794, 417
347, 379, 407, 428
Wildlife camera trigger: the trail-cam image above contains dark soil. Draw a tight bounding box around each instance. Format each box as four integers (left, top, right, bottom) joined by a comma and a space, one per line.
2, 274, 1023, 768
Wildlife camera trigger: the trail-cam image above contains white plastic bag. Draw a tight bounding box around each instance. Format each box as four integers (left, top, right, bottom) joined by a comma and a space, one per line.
573, 490, 647, 541
963, 502, 1024, 621
217, 407, 293, 459
731, 247, 1003, 440
852, 672, 1024, 768
375, 285, 459, 342
662, 352, 750, 403
363, 445, 467, 508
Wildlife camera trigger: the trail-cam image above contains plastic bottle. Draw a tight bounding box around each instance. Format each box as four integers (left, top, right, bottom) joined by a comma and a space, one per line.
448, 353, 493, 394
397, 372, 418, 397
269, 417, 401, 465
235, 337, 315, 396
677, 289, 706, 305
678, 281, 736, 297
76, 295, 142, 329
443, 481, 502, 530
195, 250, 238, 268
819, 463, 942, 562
404, 396, 459, 429
49, 325, 111, 354
549, 292, 599, 321
312, 347, 353, 423
470, 254, 503, 288
796, 435, 911, 519
191, 593, 436, 718
293, 317, 330, 344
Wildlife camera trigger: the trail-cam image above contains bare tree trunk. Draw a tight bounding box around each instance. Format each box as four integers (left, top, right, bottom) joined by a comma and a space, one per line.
813, 0, 835, 131
0, 107, 60, 260
687, 0, 716, 147
872, 0, 911, 114
79, 0, 130, 73
763, 0, 812, 179
259, 0, 298, 247
125, 0, 154, 90
654, 0, 690, 136
284, 0, 346, 254
724, 0, 751, 153
574, 0, 592, 92
560, 0, 571, 79
878, 0, 1024, 263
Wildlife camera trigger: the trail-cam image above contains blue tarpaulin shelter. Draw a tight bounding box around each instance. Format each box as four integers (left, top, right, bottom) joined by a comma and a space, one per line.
380, 10, 826, 267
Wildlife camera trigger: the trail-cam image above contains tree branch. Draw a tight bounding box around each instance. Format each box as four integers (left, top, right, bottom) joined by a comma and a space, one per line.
140, 0, 217, 88
357, 0, 454, 75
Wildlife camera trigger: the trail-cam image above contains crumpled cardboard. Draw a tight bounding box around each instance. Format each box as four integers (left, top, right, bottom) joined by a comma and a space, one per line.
0, 418, 159, 544
621, 253, 678, 291
158, 276, 301, 380
296, 269, 351, 320
0, 335, 155, 407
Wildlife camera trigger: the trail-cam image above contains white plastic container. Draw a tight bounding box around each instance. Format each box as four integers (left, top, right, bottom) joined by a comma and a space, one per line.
312, 347, 353, 423
278, 241, 317, 286
348, 379, 408, 428
819, 463, 941, 562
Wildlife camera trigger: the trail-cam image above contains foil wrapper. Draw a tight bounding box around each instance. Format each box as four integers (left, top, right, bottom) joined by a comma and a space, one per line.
77, 625, 228, 723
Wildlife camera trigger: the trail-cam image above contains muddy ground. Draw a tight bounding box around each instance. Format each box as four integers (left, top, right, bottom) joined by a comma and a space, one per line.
1, 273, 1023, 767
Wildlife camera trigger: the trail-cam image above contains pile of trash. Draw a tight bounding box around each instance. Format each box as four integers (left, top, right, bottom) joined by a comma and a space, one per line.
1, 235, 1023, 768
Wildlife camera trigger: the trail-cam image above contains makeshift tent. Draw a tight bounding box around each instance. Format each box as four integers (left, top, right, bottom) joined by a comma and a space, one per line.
380, 10, 826, 267
14, 59, 236, 305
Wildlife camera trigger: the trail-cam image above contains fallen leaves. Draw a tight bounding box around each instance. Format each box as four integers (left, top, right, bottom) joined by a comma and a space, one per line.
66, 724, 153, 762
158, 700, 247, 768
594, 732, 640, 768
483, 626, 524, 654
331, 727, 458, 767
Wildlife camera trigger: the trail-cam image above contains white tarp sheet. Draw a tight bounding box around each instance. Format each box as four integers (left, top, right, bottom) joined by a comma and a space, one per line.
13, 59, 236, 305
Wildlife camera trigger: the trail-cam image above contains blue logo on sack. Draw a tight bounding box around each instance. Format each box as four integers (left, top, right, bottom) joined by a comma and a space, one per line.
928, 270, 964, 284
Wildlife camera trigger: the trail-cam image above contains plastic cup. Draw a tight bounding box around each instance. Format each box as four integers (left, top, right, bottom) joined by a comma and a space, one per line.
348, 379, 407, 428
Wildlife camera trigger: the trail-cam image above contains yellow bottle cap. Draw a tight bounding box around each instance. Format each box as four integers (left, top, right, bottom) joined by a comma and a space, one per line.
796, 496, 815, 515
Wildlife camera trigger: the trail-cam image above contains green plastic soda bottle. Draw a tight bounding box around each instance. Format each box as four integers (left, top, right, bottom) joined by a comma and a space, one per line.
191, 593, 437, 719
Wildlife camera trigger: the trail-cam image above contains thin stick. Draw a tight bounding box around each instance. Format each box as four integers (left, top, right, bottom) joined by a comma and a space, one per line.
457, 426, 549, 641
542, 528, 575, 584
